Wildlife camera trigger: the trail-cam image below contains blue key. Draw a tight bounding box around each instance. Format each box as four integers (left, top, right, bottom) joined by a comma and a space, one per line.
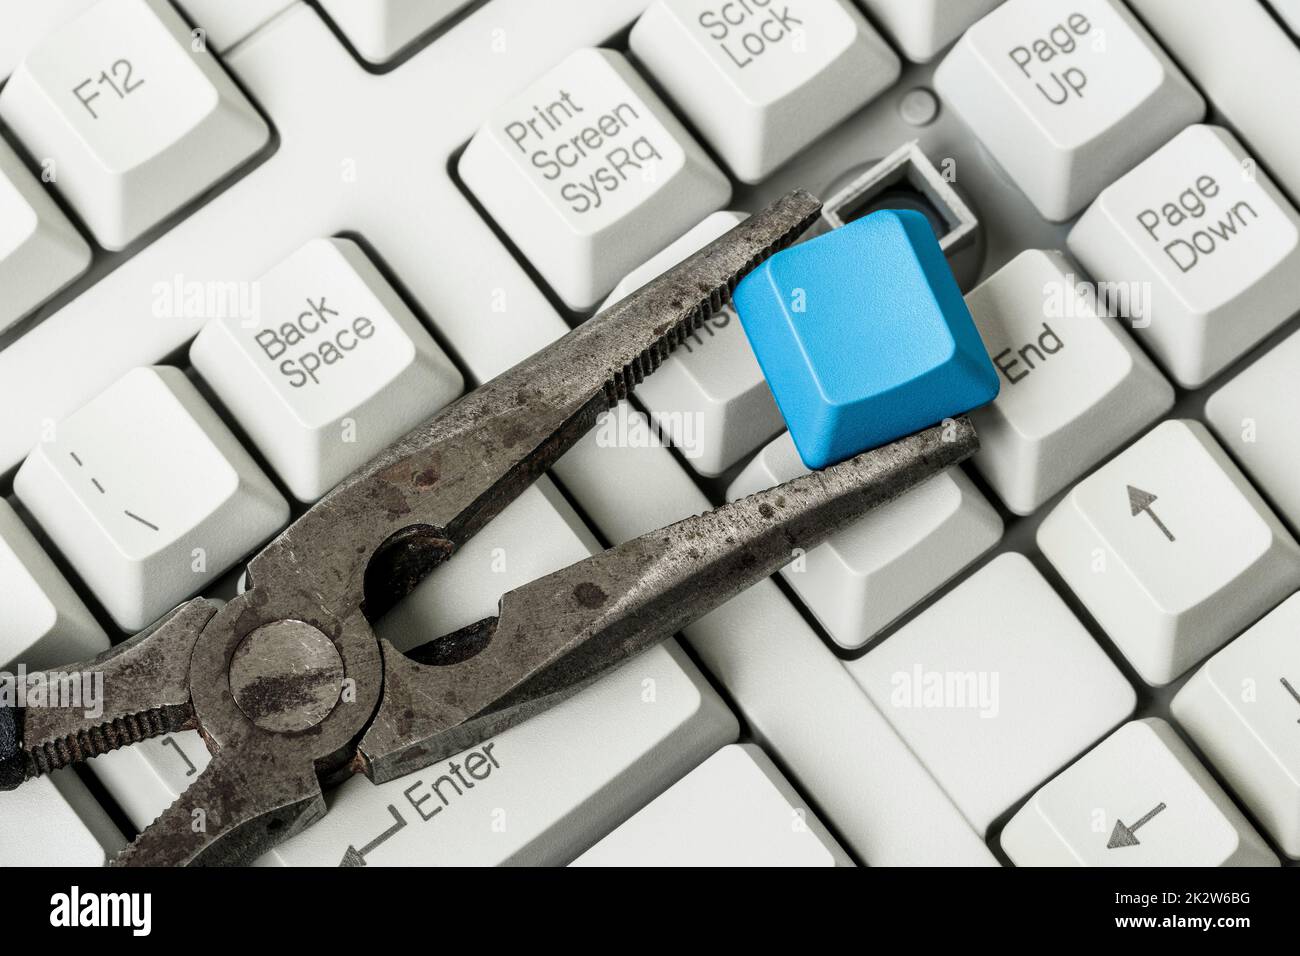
733, 209, 999, 469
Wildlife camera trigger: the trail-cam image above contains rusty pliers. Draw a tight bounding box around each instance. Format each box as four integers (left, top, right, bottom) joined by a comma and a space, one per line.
0, 190, 979, 865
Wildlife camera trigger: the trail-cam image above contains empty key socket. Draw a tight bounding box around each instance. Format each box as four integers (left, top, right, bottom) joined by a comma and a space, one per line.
822, 140, 978, 255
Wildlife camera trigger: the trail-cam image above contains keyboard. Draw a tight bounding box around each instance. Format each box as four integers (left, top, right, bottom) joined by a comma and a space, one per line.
3, 0, 1300, 867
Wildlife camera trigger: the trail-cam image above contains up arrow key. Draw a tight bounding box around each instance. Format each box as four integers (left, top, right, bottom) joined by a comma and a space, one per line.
1127, 485, 1175, 542
1039, 420, 1300, 684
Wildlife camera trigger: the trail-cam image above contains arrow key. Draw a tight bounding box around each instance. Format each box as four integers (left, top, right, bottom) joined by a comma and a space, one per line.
1038, 419, 1300, 685
1173, 592, 1300, 857
1001, 718, 1277, 866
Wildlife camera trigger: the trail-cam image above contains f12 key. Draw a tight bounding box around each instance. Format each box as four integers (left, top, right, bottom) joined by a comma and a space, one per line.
0, 0, 269, 250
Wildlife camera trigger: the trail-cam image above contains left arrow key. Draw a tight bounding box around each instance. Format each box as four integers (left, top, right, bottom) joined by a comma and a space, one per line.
1002, 719, 1277, 866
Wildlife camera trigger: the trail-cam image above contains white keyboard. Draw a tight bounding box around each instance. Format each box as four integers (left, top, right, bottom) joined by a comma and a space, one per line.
3, 0, 1300, 868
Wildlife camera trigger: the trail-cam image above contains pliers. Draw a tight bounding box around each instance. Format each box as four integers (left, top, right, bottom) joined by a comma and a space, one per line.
0, 190, 979, 865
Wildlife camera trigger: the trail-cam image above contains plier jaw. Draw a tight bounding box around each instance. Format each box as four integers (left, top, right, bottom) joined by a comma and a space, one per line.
0, 190, 981, 865
358, 413, 977, 785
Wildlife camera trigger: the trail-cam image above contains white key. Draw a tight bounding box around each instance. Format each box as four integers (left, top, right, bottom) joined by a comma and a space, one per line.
727, 432, 1001, 650
458, 47, 730, 310
0, 134, 91, 333
13, 366, 288, 631
1002, 718, 1277, 866
933, 0, 1203, 221
1068, 125, 1300, 388
0, 0, 270, 250
571, 743, 853, 866
190, 238, 465, 501
1172, 593, 1300, 858
318, 0, 474, 64
966, 250, 1173, 514
175, 0, 299, 53
1267, 0, 1300, 35
0, 498, 107, 670
554, 412, 998, 864
599, 212, 784, 476
0, 771, 125, 866
846, 553, 1134, 834
0, 0, 95, 80
629, 0, 899, 183
1129, 0, 1300, 206
259, 479, 736, 866
850, 0, 1003, 62
0, 0, 295, 77
1038, 419, 1300, 686
1206, 330, 1300, 531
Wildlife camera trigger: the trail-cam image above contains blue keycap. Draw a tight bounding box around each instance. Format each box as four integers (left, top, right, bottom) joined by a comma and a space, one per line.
734, 209, 999, 469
